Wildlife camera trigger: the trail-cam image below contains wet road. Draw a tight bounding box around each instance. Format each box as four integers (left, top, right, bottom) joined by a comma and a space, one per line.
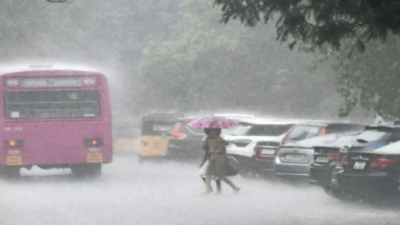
0, 154, 399, 225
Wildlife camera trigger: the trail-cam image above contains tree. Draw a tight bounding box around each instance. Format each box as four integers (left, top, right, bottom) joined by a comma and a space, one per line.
213, 0, 400, 51
327, 35, 400, 120
138, 0, 343, 119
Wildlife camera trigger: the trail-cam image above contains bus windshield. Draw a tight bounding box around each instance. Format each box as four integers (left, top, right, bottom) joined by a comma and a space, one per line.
4, 90, 100, 119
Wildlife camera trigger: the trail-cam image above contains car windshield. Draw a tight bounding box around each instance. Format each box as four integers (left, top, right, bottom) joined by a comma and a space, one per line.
286, 125, 321, 142
353, 130, 391, 143
231, 124, 251, 136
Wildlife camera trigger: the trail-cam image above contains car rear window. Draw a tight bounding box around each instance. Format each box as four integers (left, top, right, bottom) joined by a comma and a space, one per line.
231, 124, 293, 136
294, 134, 355, 147
353, 130, 391, 143
141, 121, 177, 136
286, 125, 322, 142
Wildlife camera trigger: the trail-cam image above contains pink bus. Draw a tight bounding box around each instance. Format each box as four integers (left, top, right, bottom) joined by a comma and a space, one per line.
0, 69, 113, 178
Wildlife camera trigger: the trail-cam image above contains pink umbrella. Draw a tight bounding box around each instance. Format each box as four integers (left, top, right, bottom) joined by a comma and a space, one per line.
186, 116, 237, 129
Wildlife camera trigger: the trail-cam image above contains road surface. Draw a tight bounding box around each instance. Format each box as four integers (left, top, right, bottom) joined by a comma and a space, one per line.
0, 154, 398, 225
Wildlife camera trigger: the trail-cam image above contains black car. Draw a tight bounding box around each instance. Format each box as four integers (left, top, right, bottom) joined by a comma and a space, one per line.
167, 118, 207, 161
336, 141, 400, 200
309, 133, 358, 191
339, 124, 400, 158
168, 115, 248, 161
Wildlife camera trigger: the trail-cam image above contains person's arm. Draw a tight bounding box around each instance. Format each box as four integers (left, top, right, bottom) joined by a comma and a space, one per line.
203, 138, 209, 151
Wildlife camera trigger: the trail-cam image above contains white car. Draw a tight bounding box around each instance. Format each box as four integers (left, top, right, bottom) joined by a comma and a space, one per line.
224, 119, 298, 177
214, 113, 257, 122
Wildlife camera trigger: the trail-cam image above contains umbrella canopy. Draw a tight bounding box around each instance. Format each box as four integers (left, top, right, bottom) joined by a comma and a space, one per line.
186, 116, 237, 129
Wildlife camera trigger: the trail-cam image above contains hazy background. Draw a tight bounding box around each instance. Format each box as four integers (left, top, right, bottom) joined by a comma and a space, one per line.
0, 0, 373, 137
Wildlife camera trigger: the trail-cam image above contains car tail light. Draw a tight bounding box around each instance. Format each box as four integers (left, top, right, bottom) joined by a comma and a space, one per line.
319, 128, 327, 136
85, 138, 104, 147
282, 128, 293, 144
341, 156, 349, 166
329, 154, 340, 161
4, 140, 23, 148
253, 146, 260, 157
370, 158, 397, 169
171, 125, 187, 139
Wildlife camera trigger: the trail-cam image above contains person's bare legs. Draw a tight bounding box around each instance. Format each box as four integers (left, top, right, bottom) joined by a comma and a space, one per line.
205, 175, 212, 193
216, 180, 221, 193
217, 175, 240, 193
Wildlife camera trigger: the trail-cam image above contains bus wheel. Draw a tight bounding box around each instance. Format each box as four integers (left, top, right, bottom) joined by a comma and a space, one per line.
71, 164, 102, 179
5, 167, 21, 179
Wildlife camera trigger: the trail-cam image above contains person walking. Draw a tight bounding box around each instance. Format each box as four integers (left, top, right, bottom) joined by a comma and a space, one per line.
199, 128, 221, 193
203, 128, 240, 194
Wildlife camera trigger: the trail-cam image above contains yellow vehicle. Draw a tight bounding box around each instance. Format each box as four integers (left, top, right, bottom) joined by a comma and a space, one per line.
137, 113, 182, 161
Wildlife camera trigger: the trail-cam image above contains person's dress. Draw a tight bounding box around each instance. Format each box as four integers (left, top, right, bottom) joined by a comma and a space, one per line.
205, 138, 227, 178
199, 160, 218, 180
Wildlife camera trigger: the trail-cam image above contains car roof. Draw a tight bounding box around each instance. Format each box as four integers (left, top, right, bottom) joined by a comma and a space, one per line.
366, 125, 400, 130
214, 114, 256, 119
238, 118, 300, 125
285, 133, 358, 148
292, 120, 364, 127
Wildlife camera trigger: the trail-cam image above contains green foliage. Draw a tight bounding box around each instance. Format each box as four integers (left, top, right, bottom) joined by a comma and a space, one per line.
214, 0, 400, 51
320, 35, 400, 120
138, 0, 343, 119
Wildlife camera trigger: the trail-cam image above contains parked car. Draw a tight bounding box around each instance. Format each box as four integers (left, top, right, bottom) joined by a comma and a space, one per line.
225, 119, 298, 177
167, 118, 206, 161
339, 124, 400, 157
336, 141, 400, 200
167, 114, 251, 161
274, 122, 365, 180
309, 133, 358, 191
283, 122, 365, 144
137, 113, 183, 161
213, 113, 256, 121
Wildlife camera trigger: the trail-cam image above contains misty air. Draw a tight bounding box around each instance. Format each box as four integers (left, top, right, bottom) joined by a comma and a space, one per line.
0, 0, 400, 225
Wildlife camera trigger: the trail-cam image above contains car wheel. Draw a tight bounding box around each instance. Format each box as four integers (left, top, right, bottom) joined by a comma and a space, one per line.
3, 166, 21, 179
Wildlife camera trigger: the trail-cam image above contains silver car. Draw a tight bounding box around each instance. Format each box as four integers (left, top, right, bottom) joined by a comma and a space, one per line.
274, 134, 351, 180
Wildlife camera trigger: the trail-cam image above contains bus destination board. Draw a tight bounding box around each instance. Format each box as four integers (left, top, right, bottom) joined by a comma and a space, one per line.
21, 77, 82, 88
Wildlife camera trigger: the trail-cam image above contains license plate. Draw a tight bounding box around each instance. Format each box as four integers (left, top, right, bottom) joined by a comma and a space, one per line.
261, 149, 275, 155
7, 156, 22, 165
286, 154, 304, 160
316, 156, 329, 163
353, 161, 366, 170
87, 153, 103, 163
